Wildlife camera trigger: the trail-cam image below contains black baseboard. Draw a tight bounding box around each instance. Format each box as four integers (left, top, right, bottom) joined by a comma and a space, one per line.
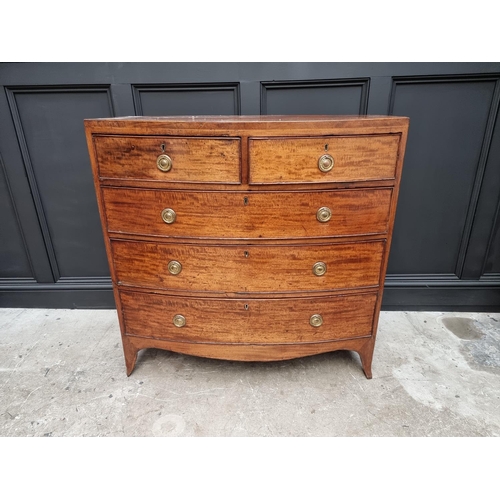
382, 285, 500, 311
0, 283, 499, 311
0, 288, 115, 309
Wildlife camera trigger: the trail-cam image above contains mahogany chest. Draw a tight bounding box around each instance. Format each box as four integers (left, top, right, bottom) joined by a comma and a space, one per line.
85, 115, 409, 378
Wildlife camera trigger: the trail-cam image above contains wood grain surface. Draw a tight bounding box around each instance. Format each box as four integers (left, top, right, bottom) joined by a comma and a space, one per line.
84, 115, 409, 377
111, 240, 385, 292
85, 115, 410, 138
122, 333, 375, 368
249, 135, 400, 184
120, 291, 377, 344
94, 135, 241, 183
102, 187, 392, 240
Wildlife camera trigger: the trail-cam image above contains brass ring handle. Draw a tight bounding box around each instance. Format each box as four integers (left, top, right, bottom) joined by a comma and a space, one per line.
173, 314, 186, 328
168, 260, 182, 275
318, 154, 334, 172
316, 207, 332, 223
161, 208, 176, 224
157, 154, 172, 172
310, 314, 323, 327
312, 262, 327, 276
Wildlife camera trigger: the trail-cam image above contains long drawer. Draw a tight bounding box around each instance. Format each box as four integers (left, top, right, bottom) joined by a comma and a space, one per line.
120, 290, 377, 344
94, 135, 241, 183
102, 187, 392, 240
249, 135, 400, 184
111, 240, 385, 293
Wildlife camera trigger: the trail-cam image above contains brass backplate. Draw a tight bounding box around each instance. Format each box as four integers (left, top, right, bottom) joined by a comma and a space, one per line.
310, 314, 323, 327
173, 314, 186, 327
316, 207, 332, 222
157, 154, 172, 172
313, 262, 327, 276
168, 260, 182, 275
161, 208, 176, 224
318, 154, 334, 172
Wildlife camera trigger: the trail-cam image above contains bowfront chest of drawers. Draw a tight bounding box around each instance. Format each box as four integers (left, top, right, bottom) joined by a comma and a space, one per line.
85, 115, 409, 378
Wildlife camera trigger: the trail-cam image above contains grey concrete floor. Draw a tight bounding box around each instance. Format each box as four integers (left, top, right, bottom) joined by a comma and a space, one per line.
0, 308, 499, 436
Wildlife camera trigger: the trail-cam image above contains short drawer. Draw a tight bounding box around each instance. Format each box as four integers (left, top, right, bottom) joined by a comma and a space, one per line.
102, 187, 392, 240
94, 135, 241, 183
120, 291, 377, 344
111, 240, 385, 293
249, 135, 400, 184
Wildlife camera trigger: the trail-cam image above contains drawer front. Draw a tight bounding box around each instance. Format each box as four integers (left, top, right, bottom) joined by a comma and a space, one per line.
103, 187, 392, 239
120, 291, 377, 344
249, 135, 400, 184
112, 240, 384, 292
94, 136, 241, 183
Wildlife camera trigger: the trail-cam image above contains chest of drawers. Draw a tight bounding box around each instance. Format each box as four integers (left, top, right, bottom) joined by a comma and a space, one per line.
85, 115, 408, 378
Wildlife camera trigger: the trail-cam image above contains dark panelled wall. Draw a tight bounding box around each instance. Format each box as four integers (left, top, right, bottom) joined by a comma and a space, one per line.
1, 63, 499, 310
